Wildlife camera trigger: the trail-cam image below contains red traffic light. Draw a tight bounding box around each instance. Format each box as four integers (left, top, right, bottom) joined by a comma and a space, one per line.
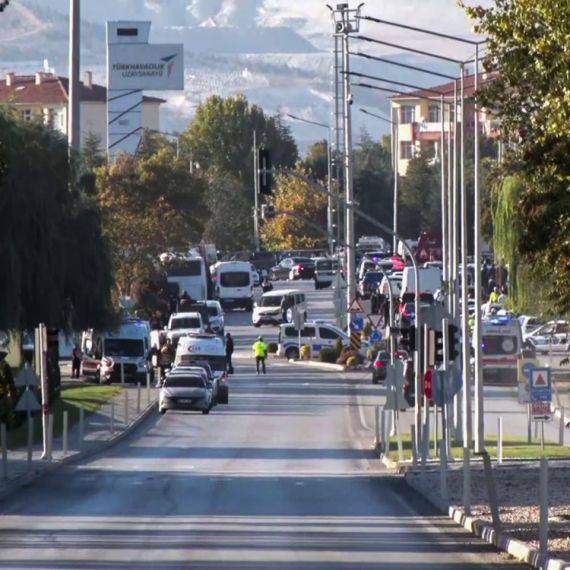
424, 369, 433, 399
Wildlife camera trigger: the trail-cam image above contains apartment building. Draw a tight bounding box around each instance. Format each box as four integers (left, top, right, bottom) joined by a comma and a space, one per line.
391, 73, 497, 176
0, 71, 165, 149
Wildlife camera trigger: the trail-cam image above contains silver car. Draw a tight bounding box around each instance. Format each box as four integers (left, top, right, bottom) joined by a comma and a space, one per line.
159, 370, 213, 415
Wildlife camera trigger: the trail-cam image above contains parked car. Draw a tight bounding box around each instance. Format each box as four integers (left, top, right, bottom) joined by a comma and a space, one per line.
205, 300, 224, 336
250, 264, 261, 287
289, 259, 316, 281
372, 350, 390, 384
269, 257, 313, 281
158, 369, 213, 414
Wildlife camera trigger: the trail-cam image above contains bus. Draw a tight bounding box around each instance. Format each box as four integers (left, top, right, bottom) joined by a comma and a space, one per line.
161, 253, 208, 301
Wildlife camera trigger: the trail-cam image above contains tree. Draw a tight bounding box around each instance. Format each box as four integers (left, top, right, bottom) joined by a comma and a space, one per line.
261, 170, 328, 250
81, 131, 105, 172
137, 130, 175, 160
353, 129, 394, 239
180, 95, 298, 184
0, 108, 116, 332
203, 170, 254, 253
464, 0, 570, 311
303, 140, 329, 181
96, 150, 207, 297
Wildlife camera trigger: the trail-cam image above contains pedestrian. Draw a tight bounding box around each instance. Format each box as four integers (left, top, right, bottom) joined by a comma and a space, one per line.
489, 286, 499, 304
149, 310, 162, 331
159, 338, 174, 383
71, 344, 82, 379
498, 286, 507, 305
252, 336, 268, 375
225, 332, 234, 374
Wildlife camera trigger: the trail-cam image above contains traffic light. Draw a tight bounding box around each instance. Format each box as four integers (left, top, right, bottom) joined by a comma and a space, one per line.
400, 325, 416, 353
448, 323, 459, 362
434, 330, 444, 364
258, 148, 273, 195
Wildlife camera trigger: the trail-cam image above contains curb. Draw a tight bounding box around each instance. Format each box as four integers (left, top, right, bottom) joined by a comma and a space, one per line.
0, 396, 158, 502
405, 476, 570, 570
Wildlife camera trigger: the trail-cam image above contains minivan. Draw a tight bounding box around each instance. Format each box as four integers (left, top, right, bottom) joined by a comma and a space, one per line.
313, 258, 340, 290
252, 289, 307, 327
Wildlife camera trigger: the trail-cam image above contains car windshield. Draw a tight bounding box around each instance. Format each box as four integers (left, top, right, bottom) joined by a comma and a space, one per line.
170, 318, 201, 330
163, 375, 205, 388
376, 351, 390, 360
104, 338, 144, 358
177, 364, 213, 377
259, 296, 282, 307
364, 272, 384, 282
181, 355, 226, 372
316, 260, 338, 271
220, 272, 250, 288
207, 306, 220, 317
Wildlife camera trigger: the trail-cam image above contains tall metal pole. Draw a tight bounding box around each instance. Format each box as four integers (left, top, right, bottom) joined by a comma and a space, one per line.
440, 95, 448, 293
253, 131, 260, 253
68, 0, 81, 153
446, 100, 452, 310
460, 64, 472, 512
473, 45, 484, 454
392, 106, 399, 254
342, 27, 356, 306
327, 128, 334, 255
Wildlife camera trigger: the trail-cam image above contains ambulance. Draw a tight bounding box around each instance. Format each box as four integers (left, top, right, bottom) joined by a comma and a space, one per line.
478, 315, 522, 385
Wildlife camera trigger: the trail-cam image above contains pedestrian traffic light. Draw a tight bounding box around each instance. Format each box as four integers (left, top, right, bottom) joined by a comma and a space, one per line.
258, 148, 273, 195
400, 325, 416, 353
434, 330, 444, 364
448, 323, 459, 362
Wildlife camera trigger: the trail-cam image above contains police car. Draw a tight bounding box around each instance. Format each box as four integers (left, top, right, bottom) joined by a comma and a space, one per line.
277, 320, 369, 360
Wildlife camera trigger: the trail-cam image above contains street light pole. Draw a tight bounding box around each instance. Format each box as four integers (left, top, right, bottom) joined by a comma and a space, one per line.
68, 0, 81, 154
253, 130, 260, 253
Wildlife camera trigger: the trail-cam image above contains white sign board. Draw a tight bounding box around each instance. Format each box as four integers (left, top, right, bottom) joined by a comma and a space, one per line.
531, 401, 552, 422
369, 314, 383, 329
348, 299, 364, 314
108, 43, 184, 90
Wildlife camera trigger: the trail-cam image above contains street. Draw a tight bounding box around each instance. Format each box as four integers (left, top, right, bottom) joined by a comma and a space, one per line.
0, 282, 524, 569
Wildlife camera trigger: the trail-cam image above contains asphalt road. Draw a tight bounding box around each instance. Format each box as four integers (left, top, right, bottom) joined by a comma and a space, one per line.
0, 281, 525, 569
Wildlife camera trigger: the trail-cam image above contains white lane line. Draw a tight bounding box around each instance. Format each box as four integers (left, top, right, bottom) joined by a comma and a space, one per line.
295, 481, 305, 486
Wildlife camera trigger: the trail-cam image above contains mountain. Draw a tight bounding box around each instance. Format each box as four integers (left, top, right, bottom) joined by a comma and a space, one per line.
0, 0, 486, 152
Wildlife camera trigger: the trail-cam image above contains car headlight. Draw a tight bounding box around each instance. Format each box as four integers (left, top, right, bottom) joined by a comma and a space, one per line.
137, 359, 147, 369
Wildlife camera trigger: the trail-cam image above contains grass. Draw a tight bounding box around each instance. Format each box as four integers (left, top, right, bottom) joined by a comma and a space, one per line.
386, 432, 570, 461
5, 381, 122, 451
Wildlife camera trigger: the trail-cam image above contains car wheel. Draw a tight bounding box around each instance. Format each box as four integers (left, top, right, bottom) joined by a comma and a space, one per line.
202, 409, 210, 415
314, 282, 320, 290
372, 377, 379, 385
285, 347, 300, 360
245, 300, 254, 312
159, 408, 166, 414
253, 322, 261, 328
303, 312, 307, 322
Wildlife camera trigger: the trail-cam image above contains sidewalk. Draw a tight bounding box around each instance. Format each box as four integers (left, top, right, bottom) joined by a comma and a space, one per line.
0, 384, 159, 499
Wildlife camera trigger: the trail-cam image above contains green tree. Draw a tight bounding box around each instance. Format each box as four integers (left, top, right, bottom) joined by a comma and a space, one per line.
137, 130, 175, 160
303, 139, 329, 181
96, 149, 207, 296
0, 108, 116, 332
464, 0, 570, 311
81, 131, 105, 172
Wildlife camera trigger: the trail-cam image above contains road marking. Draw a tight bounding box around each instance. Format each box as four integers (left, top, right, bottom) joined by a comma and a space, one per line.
295, 481, 305, 486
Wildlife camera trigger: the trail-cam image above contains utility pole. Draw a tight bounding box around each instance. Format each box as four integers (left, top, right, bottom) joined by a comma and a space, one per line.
253, 131, 260, 253
68, 0, 81, 154
392, 106, 399, 254
473, 45, 484, 454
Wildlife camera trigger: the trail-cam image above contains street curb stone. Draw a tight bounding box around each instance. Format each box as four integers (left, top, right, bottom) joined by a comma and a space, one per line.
0, 396, 158, 503
406, 474, 570, 570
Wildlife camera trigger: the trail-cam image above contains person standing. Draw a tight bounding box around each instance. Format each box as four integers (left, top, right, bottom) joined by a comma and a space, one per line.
252, 336, 267, 375
225, 332, 234, 374
71, 344, 82, 379
159, 339, 174, 383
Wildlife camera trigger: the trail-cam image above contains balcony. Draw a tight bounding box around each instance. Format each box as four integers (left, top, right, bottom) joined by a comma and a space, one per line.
414, 121, 444, 141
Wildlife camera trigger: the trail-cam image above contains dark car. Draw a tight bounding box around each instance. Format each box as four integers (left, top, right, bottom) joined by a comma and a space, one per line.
290, 259, 316, 280
269, 257, 313, 281
358, 271, 385, 300
372, 350, 390, 384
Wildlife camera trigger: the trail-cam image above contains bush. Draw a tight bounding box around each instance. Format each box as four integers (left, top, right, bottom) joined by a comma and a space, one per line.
333, 338, 343, 358
267, 342, 278, 354
346, 356, 357, 367
300, 345, 311, 360
318, 347, 338, 363
0, 362, 17, 428
336, 349, 364, 366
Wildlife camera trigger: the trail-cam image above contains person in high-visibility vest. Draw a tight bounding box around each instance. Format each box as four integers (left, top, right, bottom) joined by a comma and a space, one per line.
252, 336, 268, 375
159, 339, 174, 382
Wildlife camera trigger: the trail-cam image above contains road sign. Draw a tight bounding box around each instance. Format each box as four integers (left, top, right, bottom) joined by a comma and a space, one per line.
350, 317, 364, 332
371, 330, 382, 343
530, 367, 552, 402
518, 358, 538, 404
347, 298, 364, 314
331, 273, 346, 290
15, 364, 40, 388
369, 314, 383, 329
350, 331, 362, 351
531, 400, 552, 422
15, 387, 41, 413
293, 309, 304, 332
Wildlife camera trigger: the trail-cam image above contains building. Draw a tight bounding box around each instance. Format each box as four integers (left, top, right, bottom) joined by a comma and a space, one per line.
391, 73, 498, 176
0, 71, 165, 150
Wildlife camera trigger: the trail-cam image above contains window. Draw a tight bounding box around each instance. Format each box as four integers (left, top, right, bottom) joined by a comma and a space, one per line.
166, 260, 202, 277
428, 105, 440, 123
170, 317, 202, 330
319, 327, 340, 340
400, 105, 415, 123
22, 109, 32, 121
400, 141, 414, 159
220, 272, 250, 288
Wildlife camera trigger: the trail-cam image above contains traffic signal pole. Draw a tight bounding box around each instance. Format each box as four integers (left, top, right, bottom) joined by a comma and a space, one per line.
252, 131, 260, 253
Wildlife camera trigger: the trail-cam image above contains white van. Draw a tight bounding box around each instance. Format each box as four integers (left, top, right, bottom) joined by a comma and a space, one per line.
175, 334, 227, 379
277, 320, 369, 360
401, 266, 442, 296
252, 289, 307, 327
213, 261, 254, 311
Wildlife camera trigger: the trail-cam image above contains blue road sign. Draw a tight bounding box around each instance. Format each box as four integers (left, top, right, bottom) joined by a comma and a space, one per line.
371, 330, 382, 343
350, 317, 364, 332
530, 367, 552, 402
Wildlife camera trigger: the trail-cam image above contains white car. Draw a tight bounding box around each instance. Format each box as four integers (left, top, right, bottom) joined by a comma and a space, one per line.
250, 264, 261, 287
518, 315, 543, 338
205, 300, 225, 336
166, 312, 205, 348
158, 369, 213, 415
525, 320, 570, 353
